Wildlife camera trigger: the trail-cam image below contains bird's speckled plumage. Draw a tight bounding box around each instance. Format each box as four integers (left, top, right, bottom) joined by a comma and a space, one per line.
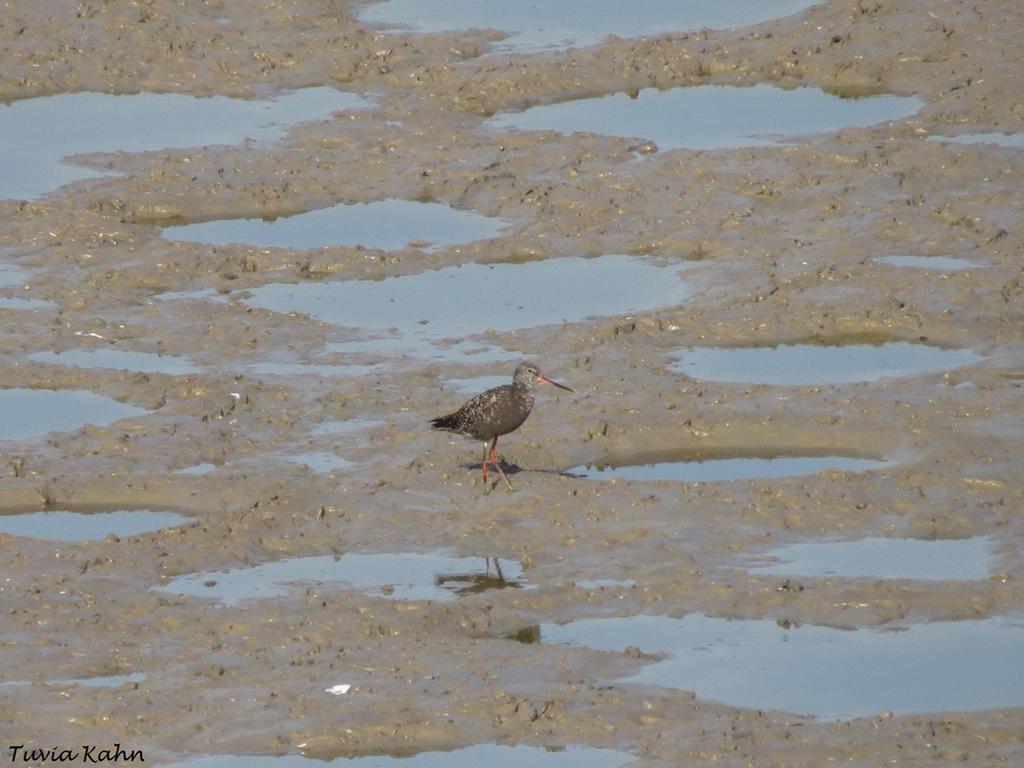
430, 361, 572, 489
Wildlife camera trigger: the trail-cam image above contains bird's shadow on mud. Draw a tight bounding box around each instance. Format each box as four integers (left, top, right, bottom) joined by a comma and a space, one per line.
458, 459, 519, 474
457, 461, 577, 478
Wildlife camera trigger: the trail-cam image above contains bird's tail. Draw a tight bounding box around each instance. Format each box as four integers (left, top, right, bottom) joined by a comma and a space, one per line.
430, 414, 457, 431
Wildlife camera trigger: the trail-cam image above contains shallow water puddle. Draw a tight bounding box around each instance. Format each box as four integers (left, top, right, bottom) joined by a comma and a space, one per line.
0, 296, 58, 311
576, 578, 637, 590
0, 262, 55, 310
326, 336, 519, 364
238, 340, 516, 381
542, 613, 1024, 718
445, 375, 510, 394
162, 199, 507, 252
668, 341, 982, 385
51, 672, 146, 689
155, 552, 528, 605
280, 452, 355, 473
29, 348, 197, 375
485, 85, 923, 150
360, 0, 814, 53
0, 510, 190, 542
243, 360, 383, 379
242, 255, 691, 345
310, 418, 382, 437
875, 255, 981, 271
154, 287, 228, 305
178, 451, 360, 475
567, 453, 889, 483
0, 388, 147, 441
929, 132, 1024, 148
0, 262, 27, 289
176, 463, 219, 475
167, 744, 632, 768
745, 536, 995, 581
1, 87, 370, 199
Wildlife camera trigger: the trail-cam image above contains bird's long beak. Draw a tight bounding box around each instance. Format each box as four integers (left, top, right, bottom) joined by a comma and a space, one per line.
538, 374, 573, 393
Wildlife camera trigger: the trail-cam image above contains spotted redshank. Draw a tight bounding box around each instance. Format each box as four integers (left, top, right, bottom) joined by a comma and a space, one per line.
430, 361, 573, 490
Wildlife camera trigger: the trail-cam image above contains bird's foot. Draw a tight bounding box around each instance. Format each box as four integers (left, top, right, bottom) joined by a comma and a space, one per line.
489, 453, 514, 491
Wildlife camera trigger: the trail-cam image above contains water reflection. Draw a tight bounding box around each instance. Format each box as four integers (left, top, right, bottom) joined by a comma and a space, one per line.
155, 551, 529, 605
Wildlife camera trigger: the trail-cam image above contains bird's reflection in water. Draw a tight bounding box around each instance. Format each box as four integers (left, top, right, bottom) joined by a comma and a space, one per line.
434, 557, 523, 596
503, 624, 542, 644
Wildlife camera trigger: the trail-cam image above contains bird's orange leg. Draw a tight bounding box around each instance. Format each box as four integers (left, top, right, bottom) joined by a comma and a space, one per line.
490, 436, 514, 491
481, 442, 490, 486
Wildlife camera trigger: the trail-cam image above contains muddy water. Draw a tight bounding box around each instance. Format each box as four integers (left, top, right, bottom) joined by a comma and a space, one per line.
359, 0, 817, 53
240, 255, 693, 336
541, 613, 1024, 718
485, 85, 923, 150
167, 744, 633, 768
155, 551, 527, 605
875, 255, 981, 271
744, 535, 996, 581
1, 88, 371, 199
0, 388, 147, 440
52, 672, 147, 689
668, 341, 983, 384
1, 0, 1023, 765
162, 200, 507, 252
566, 452, 891, 483
930, 132, 1024, 148
0, 508, 191, 541
29, 348, 198, 375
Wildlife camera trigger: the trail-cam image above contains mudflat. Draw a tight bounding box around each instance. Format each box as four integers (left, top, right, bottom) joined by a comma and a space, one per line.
0, 1, 1021, 764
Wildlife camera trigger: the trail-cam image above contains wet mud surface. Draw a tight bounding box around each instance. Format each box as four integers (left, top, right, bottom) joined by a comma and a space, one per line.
0, 0, 1022, 765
